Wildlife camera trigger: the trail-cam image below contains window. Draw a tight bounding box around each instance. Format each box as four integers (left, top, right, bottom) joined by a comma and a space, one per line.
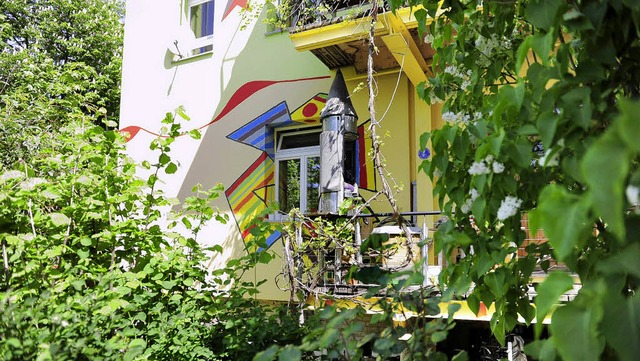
188, 0, 214, 54
275, 128, 321, 214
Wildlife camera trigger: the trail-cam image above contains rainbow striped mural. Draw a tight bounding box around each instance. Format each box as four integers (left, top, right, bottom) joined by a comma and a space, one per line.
227, 101, 294, 158
225, 152, 280, 250
225, 92, 376, 251
290, 93, 327, 124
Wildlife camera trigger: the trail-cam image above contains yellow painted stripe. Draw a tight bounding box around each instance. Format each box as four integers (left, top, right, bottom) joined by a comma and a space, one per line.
228, 163, 273, 205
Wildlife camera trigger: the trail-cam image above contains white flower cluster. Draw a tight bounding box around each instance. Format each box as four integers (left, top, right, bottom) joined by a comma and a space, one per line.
424, 33, 434, 43
20, 178, 47, 191
442, 110, 485, 125
497, 196, 523, 221
468, 160, 490, 175
474, 34, 511, 66
468, 155, 505, 175
429, 93, 443, 104
492, 161, 505, 173
475, 35, 499, 64
442, 111, 471, 124
444, 65, 474, 91
460, 188, 479, 214
0, 170, 24, 183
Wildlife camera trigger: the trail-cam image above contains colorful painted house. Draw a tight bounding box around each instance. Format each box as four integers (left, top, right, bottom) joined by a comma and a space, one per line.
120, 0, 444, 299
120, 3, 572, 356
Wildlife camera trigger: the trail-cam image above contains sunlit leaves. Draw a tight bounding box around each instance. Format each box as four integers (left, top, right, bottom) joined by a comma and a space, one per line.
412, 0, 640, 356
48, 212, 71, 227
0, 109, 308, 360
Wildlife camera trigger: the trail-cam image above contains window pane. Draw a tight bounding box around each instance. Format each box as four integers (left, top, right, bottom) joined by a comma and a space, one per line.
279, 130, 320, 150
306, 156, 320, 213
190, 1, 214, 38
279, 159, 300, 213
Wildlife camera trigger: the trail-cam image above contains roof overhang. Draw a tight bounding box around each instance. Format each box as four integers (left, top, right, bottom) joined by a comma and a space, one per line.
289, 6, 438, 85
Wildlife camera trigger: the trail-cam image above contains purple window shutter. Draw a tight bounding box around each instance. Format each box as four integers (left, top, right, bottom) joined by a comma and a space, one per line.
201, 4, 207, 36
207, 1, 214, 36
201, 1, 214, 36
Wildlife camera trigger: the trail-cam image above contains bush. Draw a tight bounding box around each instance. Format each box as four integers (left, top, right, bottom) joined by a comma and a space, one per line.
0, 112, 306, 360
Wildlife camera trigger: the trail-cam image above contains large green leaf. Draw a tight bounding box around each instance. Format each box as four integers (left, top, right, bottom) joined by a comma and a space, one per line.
596, 242, 640, 278
253, 345, 278, 361
616, 99, 640, 153
534, 271, 574, 337
49, 212, 70, 227
536, 110, 560, 149
530, 31, 554, 66
526, 0, 564, 30
524, 338, 557, 361
414, 9, 428, 37
123, 339, 146, 361
582, 130, 630, 242
550, 302, 604, 361
561, 87, 592, 129
602, 293, 640, 361
537, 185, 589, 261
278, 346, 301, 361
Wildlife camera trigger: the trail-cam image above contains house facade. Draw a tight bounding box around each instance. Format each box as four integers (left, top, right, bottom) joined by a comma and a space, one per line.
120, 0, 443, 301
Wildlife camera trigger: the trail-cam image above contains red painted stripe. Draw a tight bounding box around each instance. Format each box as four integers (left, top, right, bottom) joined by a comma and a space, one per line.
201, 76, 329, 128
232, 172, 274, 212
122, 75, 330, 142
226, 153, 269, 195
241, 223, 256, 238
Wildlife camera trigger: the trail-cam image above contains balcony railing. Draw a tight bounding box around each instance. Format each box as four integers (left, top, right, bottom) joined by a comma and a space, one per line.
283, 211, 445, 296
280, 210, 576, 300
285, 0, 375, 29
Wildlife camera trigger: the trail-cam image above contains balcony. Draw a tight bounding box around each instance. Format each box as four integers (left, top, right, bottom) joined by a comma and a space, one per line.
283, 211, 445, 297
282, 210, 579, 305
285, 0, 435, 84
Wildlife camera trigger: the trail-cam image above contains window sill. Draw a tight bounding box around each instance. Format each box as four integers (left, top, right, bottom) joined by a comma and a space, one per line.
171, 48, 213, 64
265, 212, 289, 223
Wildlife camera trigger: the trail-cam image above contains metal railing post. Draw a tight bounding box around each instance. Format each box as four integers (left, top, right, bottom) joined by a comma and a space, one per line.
355, 219, 362, 265
421, 216, 429, 286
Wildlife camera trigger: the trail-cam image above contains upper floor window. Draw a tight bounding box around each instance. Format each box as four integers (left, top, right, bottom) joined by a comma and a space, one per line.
275, 128, 321, 214
189, 0, 214, 54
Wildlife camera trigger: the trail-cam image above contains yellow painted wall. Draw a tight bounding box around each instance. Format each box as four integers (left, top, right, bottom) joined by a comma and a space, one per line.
343, 71, 439, 217
345, 73, 411, 214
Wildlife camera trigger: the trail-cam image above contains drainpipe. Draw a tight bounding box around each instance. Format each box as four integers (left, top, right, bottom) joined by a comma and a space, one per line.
318, 70, 359, 214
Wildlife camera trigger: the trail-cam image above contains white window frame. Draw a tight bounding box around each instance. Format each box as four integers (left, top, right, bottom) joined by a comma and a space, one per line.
187, 0, 214, 52
274, 128, 321, 214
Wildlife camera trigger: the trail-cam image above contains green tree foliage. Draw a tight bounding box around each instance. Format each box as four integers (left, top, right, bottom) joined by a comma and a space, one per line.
390, 0, 640, 360
0, 0, 124, 167
257, 0, 640, 360
0, 112, 308, 360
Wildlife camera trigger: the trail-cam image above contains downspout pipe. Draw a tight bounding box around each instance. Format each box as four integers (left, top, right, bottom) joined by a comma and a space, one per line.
318, 70, 359, 214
